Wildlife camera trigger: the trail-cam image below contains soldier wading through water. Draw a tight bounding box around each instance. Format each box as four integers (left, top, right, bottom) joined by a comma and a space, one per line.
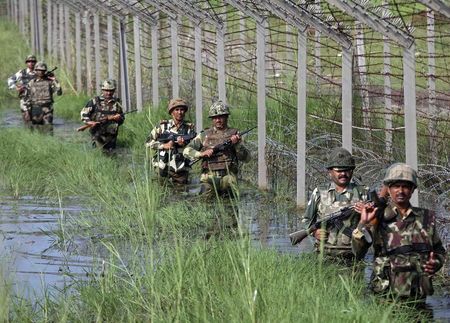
80, 79, 125, 152
7, 54, 37, 123
352, 163, 446, 301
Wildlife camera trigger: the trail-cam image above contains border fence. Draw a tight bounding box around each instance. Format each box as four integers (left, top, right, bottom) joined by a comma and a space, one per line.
4, 0, 450, 214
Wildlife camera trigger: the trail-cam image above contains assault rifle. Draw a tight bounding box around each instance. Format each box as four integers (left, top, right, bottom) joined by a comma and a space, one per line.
289, 206, 356, 246
157, 132, 197, 144
189, 126, 256, 167
45, 67, 57, 78
76, 109, 137, 132
289, 188, 384, 246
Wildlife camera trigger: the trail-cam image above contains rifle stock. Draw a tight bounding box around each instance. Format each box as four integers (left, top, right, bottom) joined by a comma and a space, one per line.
289, 228, 314, 246
77, 124, 91, 132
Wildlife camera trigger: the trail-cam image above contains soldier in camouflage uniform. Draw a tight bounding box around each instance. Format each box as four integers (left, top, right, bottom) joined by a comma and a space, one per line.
7, 54, 38, 122
301, 147, 368, 263
183, 101, 250, 197
80, 79, 125, 151
25, 61, 62, 125
7, 55, 37, 123
145, 98, 196, 184
352, 163, 446, 300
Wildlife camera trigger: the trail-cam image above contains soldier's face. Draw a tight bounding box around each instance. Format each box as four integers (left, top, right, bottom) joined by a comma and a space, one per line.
26, 60, 36, 69
171, 107, 186, 123
102, 89, 114, 99
328, 168, 353, 188
388, 181, 414, 205
212, 115, 228, 130
36, 70, 45, 78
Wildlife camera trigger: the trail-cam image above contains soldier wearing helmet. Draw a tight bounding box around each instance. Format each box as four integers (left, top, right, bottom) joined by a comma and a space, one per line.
7, 54, 38, 123
25, 61, 62, 126
183, 100, 250, 197
80, 79, 125, 152
300, 147, 369, 264
352, 163, 446, 300
145, 98, 195, 184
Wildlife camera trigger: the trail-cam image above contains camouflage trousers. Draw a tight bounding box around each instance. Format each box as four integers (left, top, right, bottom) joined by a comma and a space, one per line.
155, 167, 189, 185
30, 105, 53, 125
199, 170, 238, 198
90, 125, 119, 151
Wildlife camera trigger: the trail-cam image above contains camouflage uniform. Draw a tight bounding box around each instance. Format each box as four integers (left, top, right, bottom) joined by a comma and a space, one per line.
352, 163, 446, 299
26, 62, 62, 125
301, 147, 368, 261
80, 88, 124, 150
146, 119, 195, 184
7, 55, 37, 122
183, 101, 250, 196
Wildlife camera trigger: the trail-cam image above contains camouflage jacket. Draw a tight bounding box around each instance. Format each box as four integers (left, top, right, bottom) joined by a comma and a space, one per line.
183, 127, 250, 175
145, 119, 195, 173
26, 77, 62, 106
80, 96, 124, 134
7, 68, 36, 98
302, 181, 368, 255
352, 203, 446, 298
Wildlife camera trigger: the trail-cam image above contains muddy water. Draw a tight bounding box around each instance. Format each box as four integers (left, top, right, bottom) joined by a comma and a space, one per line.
0, 195, 100, 300
1, 107, 449, 320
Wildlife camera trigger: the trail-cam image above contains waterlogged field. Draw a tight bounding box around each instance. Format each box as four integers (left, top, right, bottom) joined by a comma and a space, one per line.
0, 20, 449, 323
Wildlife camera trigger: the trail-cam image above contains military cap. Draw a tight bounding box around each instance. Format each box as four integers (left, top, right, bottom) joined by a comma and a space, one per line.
326, 147, 355, 170
25, 54, 37, 63
34, 61, 47, 71
383, 163, 418, 187
101, 79, 116, 91
168, 98, 188, 114
208, 100, 229, 118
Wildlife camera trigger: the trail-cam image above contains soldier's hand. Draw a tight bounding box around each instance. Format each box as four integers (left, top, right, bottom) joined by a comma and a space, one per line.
201, 148, 214, 158
314, 229, 328, 241
176, 136, 185, 146
161, 141, 175, 150
108, 114, 122, 122
424, 252, 438, 275
360, 204, 378, 225
230, 134, 241, 145
86, 121, 100, 127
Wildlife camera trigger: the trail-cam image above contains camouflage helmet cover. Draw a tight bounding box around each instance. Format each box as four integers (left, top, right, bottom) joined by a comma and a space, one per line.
34, 61, 47, 71
326, 147, 355, 170
168, 98, 188, 114
383, 163, 418, 187
208, 100, 229, 118
25, 54, 37, 63
101, 79, 116, 91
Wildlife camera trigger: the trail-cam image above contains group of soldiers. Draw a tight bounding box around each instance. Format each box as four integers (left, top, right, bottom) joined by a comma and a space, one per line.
8, 55, 447, 305
303, 147, 446, 303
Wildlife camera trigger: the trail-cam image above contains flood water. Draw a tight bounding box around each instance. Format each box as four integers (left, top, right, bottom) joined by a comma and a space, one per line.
1, 107, 449, 321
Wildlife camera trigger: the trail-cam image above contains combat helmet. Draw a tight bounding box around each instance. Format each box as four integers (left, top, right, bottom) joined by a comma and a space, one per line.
208, 100, 229, 118
168, 98, 188, 114
326, 147, 355, 170
25, 54, 37, 63
34, 61, 47, 71
383, 163, 417, 188
101, 79, 116, 91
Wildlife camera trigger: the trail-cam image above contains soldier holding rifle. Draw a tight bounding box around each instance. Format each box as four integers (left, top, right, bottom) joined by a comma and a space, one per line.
80, 79, 124, 152
299, 147, 368, 264
145, 98, 196, 185
7, 54, 37, 123
183, 101, 250, 197
352, 163, 446, 300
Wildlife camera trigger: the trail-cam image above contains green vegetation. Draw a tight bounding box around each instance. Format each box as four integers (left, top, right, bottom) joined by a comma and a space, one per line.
0, 17, 439, 323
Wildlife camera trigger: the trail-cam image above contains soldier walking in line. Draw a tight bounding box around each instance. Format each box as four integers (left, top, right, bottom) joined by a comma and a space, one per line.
7, 54, 37, 123
352, 163, 446, 301
300, 147, 368, 265
80, 79, 124, 152
183, 101, 250, 197
145, 99, 196, 185
25, 61, 62, 126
